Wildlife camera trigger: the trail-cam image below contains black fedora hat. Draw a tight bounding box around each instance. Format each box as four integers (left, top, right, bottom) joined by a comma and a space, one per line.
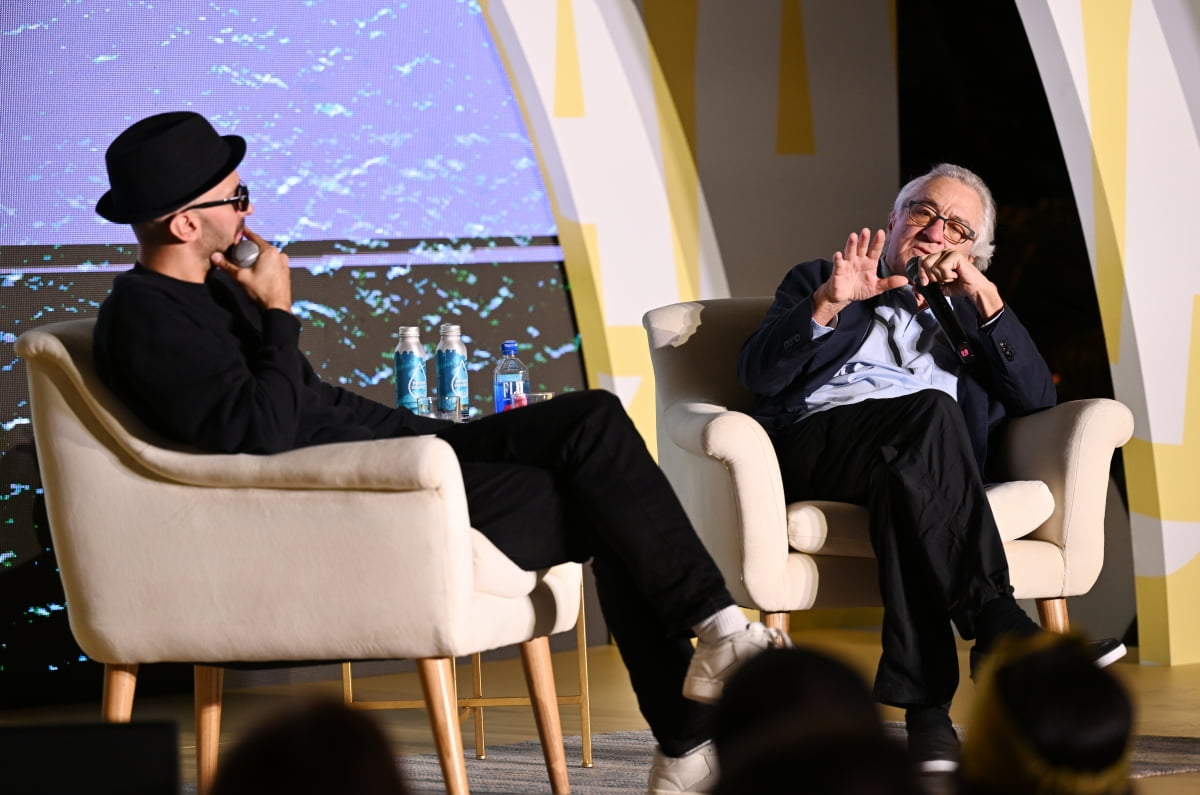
96, 111, 246, 224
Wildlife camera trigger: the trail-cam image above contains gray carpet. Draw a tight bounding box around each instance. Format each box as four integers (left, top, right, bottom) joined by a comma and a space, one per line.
400, 726, 1200, 793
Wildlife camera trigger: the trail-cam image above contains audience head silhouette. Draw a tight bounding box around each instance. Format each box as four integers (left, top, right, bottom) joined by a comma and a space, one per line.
961, 633, 1134, 795
209, 697, 410, 795
712, 645, 919, 794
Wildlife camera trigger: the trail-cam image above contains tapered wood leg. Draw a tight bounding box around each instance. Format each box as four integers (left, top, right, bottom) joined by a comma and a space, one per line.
195, 665, 224, 795
101, 664, 138, 722
521, 636, 570, 793
418, 657, 469, 795
470, 652, 486, 758
575, 596, 593, 768
1036, 597, 1070, 634
762, 610, 790, 635
341, 662, 354, 703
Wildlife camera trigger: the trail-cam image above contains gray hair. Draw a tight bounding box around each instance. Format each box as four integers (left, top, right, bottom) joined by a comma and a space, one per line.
891, 163, 997, 271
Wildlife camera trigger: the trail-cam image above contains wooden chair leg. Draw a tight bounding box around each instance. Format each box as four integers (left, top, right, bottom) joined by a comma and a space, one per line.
341, 662, 354, 703
1036, 597, 1070, 634
469, 652, 487, 758
418, 657, 469, 795
762, 610, 790, 635
101, 663, 138, 722
195, 665, 224, 795
521, 635, 570, 794
575, 591, 593, 768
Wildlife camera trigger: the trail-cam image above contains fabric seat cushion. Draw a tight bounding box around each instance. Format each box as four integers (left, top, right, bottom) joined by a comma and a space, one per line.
786, 480, 1056, 557
471, 529, 538, 597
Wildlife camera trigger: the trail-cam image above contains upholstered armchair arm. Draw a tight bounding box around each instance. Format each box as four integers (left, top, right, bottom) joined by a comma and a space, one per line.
1002, 399, 1134, 593
130, 434, 466, 493
660, 400, 795, 610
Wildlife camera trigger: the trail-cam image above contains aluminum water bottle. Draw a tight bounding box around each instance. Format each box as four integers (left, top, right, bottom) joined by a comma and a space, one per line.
493, 340, 530, 412
393, 326, 427, 412
436, 323, 469, 419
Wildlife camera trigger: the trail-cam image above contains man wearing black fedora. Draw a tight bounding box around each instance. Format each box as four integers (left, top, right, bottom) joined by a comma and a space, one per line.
91, 110, 789, 795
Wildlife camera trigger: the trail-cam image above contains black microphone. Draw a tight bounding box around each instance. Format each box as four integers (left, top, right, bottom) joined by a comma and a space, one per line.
906, 256, 974, 364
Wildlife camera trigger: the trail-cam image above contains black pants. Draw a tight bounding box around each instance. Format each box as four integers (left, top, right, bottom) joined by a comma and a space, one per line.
432, 390, 732, 755
771, 390, 1014, 707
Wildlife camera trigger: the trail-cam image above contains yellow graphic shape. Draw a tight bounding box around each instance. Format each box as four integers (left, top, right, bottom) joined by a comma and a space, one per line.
1081, 1, 1131, 363
776, 0, 815, 155
556, 219, 610, 388
599, 324, 658, 456
642, 0, 699, 155
1123, 296, 1200, 522
554, 0, 585, 118
644, 0, 704, 301
1135, 548, 1200, 664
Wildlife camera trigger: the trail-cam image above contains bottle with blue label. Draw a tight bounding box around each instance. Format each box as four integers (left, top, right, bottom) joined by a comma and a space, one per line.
436, 323, 469, 420
393, 326, 428, 413
493, 340, 530, 412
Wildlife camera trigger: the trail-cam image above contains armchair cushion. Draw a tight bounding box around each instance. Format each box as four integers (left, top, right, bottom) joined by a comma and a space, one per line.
786, 480, 1056, 557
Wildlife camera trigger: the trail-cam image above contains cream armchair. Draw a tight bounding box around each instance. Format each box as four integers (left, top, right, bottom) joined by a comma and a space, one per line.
643, 298, 1134, 635
16, 319, 580, 795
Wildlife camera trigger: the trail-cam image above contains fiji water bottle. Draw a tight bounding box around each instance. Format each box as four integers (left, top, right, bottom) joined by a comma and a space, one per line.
393, 326, 427, 412
436, 323, 469, 419
493, 340, 530, 412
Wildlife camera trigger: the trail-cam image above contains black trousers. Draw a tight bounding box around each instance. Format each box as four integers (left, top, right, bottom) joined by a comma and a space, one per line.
771, 390, 1014, 707
432, 390, 733, 755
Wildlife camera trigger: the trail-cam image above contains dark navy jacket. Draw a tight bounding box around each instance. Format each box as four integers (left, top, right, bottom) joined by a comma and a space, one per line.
737, 259, 1057, 479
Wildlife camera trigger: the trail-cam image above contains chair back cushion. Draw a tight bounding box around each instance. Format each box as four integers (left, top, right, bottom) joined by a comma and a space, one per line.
643, 298, 774, 414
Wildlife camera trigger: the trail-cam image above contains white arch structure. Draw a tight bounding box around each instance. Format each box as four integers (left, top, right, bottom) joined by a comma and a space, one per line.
483, 0, 1200, 664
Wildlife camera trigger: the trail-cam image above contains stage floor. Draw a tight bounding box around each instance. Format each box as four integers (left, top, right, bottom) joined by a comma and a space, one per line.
4, 628, 1198, 792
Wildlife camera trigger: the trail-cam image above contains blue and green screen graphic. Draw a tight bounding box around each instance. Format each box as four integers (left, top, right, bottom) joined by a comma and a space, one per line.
0, 0, 585, 704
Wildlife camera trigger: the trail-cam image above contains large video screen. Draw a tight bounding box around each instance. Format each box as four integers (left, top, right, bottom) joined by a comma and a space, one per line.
0, 0, 585, 706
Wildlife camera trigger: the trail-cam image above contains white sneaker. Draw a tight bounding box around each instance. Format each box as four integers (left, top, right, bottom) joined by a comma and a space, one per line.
648, 741, 719, 794
683, 622, 792, 703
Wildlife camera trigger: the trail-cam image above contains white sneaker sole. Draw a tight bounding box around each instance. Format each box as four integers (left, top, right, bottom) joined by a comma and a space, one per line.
1095, 641, 1128, 669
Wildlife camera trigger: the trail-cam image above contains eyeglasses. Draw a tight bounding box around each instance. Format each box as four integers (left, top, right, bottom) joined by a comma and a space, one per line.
178, 183, 250, 214
903, 200, 976, 245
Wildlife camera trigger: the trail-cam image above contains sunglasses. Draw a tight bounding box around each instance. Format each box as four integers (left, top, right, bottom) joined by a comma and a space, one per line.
178, 182, 250, 214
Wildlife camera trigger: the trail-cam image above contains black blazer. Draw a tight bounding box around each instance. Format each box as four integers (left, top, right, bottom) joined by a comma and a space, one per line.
737, 258, 1057, 478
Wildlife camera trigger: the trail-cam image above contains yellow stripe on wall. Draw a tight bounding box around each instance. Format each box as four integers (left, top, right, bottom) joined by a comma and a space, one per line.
1135, 547, 1200, 664
1081, 1, 1131, 363
643, 0, 704, 300
554, 0, 585, 118
604, 324, 659, 457
556, 219, 610, 388
643, 0, 699, 156
777, 0, 815, 155
1123, 295, 1200, 521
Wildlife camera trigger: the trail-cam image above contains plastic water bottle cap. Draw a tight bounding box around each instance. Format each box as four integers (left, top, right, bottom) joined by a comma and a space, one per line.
501, 340, 518, 356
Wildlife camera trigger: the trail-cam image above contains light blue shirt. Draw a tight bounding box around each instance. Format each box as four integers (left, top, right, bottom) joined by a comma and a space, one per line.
799, 262, 968, 421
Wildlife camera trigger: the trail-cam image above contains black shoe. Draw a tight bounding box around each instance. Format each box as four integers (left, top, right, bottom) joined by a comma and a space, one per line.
970, 635, 1128, 678
905, 704, 959, 774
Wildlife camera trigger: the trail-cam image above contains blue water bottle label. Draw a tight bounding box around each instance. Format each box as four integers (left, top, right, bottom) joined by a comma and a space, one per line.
437, 349, 468, 414
494, 374, 526, 412
395, 350, 427, 412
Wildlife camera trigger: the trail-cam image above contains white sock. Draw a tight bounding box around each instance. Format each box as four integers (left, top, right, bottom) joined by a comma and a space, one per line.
692, 606, 749, 645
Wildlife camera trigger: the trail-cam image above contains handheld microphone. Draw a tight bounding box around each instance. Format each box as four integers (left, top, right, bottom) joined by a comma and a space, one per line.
227, 239, 260, 269
905, 256, 974, 364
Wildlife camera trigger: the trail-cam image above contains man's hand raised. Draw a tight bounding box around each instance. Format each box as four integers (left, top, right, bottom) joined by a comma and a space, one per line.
211, 227, 293, 313
812, 229, 908, 327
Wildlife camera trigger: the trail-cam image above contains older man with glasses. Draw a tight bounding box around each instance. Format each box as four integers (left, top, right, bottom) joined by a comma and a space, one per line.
737, 163, 1126, 774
